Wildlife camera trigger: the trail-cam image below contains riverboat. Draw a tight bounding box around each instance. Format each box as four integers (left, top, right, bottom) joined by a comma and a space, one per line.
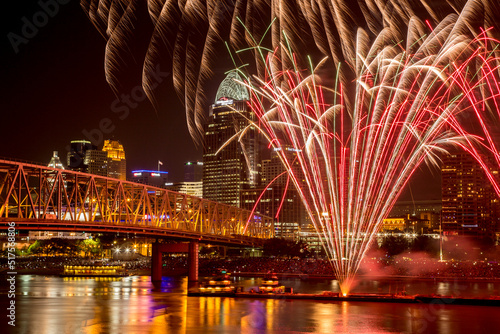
258, 272, 285, 293
198, 268, 241, 293
61, 265, 129, 277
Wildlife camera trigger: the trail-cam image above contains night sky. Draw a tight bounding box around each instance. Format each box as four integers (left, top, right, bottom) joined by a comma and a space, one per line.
1, 1, 441, 199
1, 1, 204, 182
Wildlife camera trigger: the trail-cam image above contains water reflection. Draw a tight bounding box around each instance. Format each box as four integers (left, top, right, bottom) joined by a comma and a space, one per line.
1, 275, 500, 333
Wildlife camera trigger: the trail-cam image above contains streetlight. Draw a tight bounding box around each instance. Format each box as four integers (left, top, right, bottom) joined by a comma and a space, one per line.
439, 213, 443, 261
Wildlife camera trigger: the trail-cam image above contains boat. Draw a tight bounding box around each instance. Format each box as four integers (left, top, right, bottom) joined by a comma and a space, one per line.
61, 265, 129, 277
198, 268, 241, 293
258, 272, 286, 293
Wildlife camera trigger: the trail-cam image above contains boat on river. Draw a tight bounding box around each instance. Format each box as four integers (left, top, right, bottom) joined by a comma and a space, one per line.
198, 268, 242, 293
258, 272, 286, 293
61, 265, 129, 277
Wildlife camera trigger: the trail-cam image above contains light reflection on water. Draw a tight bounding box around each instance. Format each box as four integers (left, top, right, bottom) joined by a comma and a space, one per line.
1, 275, 500, 333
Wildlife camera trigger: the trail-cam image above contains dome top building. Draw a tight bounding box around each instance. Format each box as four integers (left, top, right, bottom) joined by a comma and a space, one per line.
203, 72, 259, 207
214, 72, 249, 103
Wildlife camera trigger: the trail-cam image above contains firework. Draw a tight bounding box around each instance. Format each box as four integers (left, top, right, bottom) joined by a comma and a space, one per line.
81, 0, 500, 293
232, 12, 499, 294
80, 0, 500, 145
443, 31, 500, 196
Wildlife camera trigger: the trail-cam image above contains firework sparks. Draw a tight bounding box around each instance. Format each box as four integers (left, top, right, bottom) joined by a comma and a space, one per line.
234, 13, 499, 294
80, 0, 500, 145
443, 29, 500, 196
81, 0, 500, 293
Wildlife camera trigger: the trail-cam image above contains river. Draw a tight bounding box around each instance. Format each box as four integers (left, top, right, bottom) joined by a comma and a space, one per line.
1, 275, 500, 333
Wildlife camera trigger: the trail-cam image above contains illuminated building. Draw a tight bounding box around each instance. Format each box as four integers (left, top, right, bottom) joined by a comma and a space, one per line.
244, 146, 306, 239
103, 139, 127, 180
28, 231, 89, 240
67, 140, 94, 172
85, 149, 108, 177
48, 151, 64, 169
381, 217, 406, 232
381, 215, 431, 234
131, 170, 169, 188
240, 185, 301, 239
441, 152, 500, 236
203, 72, 260, 207
167, 181, 203, 198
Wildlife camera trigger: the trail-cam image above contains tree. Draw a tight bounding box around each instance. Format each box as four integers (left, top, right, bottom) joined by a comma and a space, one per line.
78, 238, 102, 258
27, 240, 42, 255
380, 236, 409, 257
410, 235, 439, 256
263, 238, 311, 258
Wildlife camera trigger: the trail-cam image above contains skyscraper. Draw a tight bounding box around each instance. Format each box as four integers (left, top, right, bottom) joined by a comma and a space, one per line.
103, 139, 127, 180
85, 150, 108, 177
67, 140, 94, 172
441, 152, 499, 236
245, 146, 306, 239
184, 161, 203, 182
48, 151, 64, 169
240, 185, 302, 239
202, 72, 260, 207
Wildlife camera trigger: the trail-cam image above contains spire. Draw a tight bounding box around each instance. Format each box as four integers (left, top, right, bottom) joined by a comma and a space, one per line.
48, 151, 64, 169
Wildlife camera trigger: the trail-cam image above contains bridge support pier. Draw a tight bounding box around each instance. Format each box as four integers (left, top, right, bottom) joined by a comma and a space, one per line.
151, 240, 199, 288
151, 242, 163, 288
188, 241, 199, 282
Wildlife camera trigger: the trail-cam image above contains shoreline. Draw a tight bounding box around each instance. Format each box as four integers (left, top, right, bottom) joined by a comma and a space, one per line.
1, 268, 500, 282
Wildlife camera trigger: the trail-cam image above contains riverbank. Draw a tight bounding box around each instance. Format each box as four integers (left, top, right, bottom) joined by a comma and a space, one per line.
2, 268, 500, 283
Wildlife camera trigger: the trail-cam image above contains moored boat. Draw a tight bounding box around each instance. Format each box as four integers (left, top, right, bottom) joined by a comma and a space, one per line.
198, 268, 241, 293
61, 265, 129, 277
259, 272, 286, 293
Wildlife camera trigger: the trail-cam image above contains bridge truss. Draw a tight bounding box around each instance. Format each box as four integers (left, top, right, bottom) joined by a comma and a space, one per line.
0, 160, 274, 242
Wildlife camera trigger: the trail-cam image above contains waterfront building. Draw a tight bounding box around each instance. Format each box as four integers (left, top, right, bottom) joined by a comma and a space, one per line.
240, 185, 302, 239
441, 152, 500, 236
203, 72, 260, 207
298, 226, 323, 254
381, 215, 431, 234
103, 139, 127, 180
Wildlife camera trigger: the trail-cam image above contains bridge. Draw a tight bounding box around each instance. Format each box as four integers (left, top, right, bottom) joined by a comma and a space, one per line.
0, 159, 274, 284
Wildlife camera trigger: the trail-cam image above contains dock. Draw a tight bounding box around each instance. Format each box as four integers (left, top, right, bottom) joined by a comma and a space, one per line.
187, 291, 500, 306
